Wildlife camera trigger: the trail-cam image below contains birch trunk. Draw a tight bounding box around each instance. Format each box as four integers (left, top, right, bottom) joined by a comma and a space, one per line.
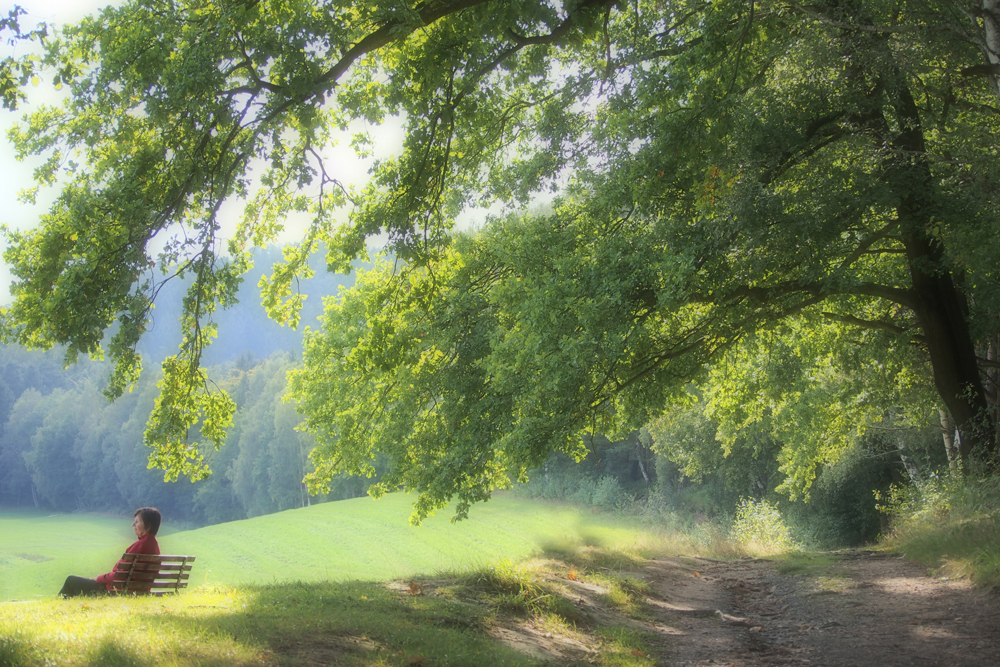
940, 409, 960, 470
983, 0, 1000, 98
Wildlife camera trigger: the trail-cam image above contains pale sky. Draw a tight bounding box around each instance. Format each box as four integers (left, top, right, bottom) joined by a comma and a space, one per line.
1, 1, 113, 242
0, 0, 422, 302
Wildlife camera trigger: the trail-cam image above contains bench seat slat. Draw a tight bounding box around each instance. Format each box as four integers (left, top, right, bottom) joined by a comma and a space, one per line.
111, 574, 190, 583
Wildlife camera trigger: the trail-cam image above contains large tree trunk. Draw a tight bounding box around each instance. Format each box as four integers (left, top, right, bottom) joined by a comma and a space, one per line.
886, 75, 996, 461
902, 230, 993, 460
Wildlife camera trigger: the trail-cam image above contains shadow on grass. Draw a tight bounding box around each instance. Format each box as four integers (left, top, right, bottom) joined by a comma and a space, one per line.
0, 632, 34, 667
83, 641, 151, 667
143, 579, 538, 667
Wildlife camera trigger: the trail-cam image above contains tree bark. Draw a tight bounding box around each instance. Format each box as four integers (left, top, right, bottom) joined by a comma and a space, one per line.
901, 228, 992, 460
885, 75, 996, 461
636, 442, 650, 484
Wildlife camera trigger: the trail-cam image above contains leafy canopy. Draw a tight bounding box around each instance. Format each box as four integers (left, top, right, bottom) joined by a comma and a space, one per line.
4, 0, 1000, 518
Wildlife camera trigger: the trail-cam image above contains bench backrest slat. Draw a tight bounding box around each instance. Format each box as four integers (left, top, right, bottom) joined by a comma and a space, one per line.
110, 554, 196, 596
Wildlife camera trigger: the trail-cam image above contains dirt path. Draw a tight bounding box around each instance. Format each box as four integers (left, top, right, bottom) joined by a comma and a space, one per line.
639, 551, 1000, 666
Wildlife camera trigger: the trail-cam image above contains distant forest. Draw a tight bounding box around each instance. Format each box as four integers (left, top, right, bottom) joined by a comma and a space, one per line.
0, 246, 365, 524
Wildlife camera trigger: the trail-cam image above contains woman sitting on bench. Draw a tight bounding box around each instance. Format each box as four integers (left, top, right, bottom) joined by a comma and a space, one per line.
59, 507, 161, 598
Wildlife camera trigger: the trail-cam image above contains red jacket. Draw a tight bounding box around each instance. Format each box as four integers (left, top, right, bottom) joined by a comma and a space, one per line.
95, 533, 160, 591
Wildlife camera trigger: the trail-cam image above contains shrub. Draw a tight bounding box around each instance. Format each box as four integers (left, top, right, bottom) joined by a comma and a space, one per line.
592, 476, 634, 511
568, 478, 600, 506
731, 498, 797, 556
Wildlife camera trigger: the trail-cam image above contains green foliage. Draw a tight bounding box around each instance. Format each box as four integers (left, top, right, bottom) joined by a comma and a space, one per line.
788, 455, 888, 547
3, 0, 1000, 517
593, 574, 651, 618
592, 627, 657, 667
0, 537, 680, 667
591, 477, 636, 512
771, 552, 840, 576
0, 345, 340, 524
0, 6, 47, 112
513, 431, 654, 511
730, 498, 798, 556
467, 559, 566, 616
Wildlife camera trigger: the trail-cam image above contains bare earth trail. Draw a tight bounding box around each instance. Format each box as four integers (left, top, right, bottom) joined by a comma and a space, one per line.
478, 550, 1000, 666
632, 551, 1000, 666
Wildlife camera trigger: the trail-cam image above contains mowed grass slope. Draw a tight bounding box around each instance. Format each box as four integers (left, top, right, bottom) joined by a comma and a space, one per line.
0, 511, 141, 601
1, 494, 659, 600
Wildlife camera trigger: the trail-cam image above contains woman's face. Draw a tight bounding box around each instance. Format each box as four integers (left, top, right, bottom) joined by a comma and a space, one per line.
132, 514, 147, 538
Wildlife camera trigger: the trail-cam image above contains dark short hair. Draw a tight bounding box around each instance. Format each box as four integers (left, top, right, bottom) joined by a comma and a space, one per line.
134, 507, 161, 536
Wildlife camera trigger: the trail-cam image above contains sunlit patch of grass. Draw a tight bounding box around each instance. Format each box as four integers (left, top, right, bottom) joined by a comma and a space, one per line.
593, 626, 656, 667
1, 495, 673, 602
531, 611, 577, 636
0, 546, 681, 667
771, 552, 839, 576
814, 575, 852, 592
586, 573, 651, 619
0, 581, 541, 667
463, 559, 578, 619
564, 547, 647, 572
0, 588, 265, 667
0, 630, 36, 667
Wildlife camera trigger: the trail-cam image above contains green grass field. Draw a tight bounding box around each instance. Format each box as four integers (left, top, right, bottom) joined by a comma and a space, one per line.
0, 493, 662, 601
0, 495, 668, 667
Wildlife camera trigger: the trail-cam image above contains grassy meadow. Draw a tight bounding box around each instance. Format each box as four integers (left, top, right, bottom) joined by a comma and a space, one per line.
0, 494, 670, 667
0, 493, 662, 601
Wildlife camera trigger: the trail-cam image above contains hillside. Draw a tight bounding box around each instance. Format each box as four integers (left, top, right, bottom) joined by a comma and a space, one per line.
0, 494, 657, 601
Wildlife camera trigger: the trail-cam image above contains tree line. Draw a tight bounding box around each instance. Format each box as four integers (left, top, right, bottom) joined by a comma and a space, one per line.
0, 345, 380, 523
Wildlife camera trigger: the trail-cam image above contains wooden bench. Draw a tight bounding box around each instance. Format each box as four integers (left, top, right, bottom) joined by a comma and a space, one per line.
109, 554, 196, 596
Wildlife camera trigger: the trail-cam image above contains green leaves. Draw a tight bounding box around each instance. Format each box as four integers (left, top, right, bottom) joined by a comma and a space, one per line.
145, 355, 236, 482
4, 0, 1000, 502
0, 6, 47, 111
